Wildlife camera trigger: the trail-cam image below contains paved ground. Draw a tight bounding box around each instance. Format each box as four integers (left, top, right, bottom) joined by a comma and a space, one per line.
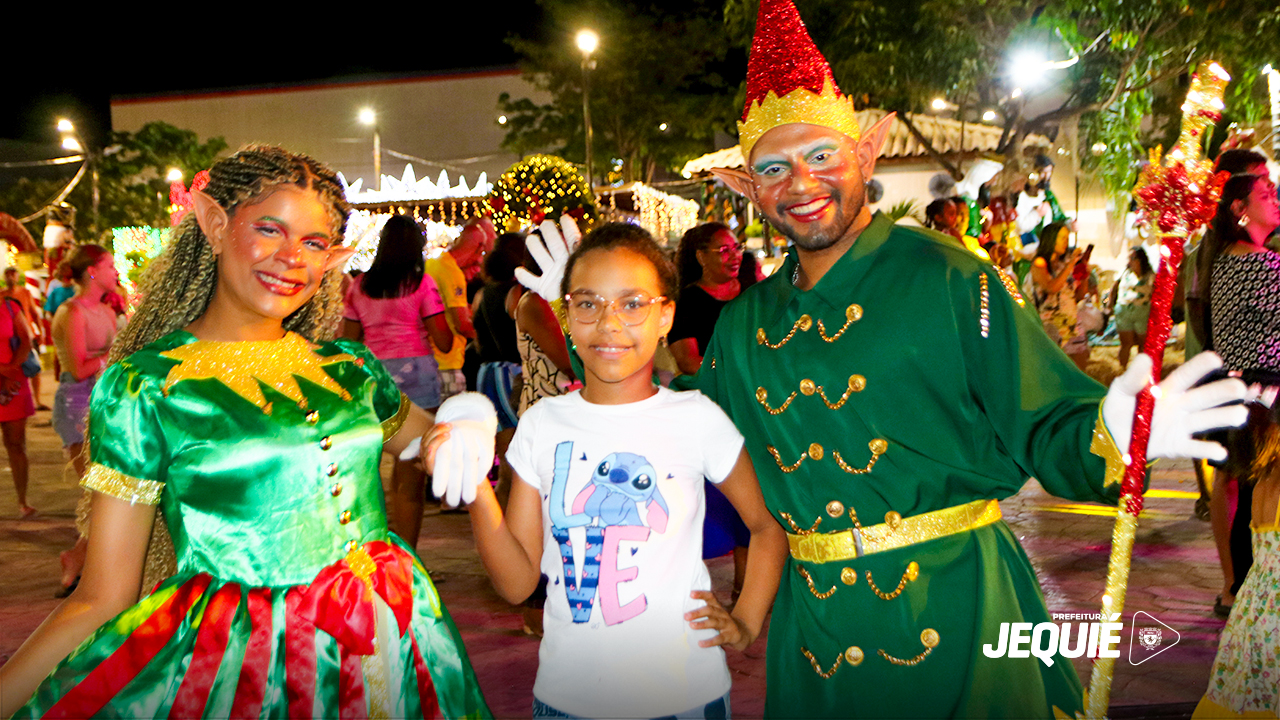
0, 368, 1234, 719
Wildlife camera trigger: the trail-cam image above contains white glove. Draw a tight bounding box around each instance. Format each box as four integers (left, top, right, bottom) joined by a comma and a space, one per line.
1102, 351, 1248, 462
513, 215, 581, 302
426, 392, 498, 507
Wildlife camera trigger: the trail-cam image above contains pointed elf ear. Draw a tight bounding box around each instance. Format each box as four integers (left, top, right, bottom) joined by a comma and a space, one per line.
191, 190, 229, 255
711, 167, 760, 206
322, 246, 357, 274
856, 112, 896, 182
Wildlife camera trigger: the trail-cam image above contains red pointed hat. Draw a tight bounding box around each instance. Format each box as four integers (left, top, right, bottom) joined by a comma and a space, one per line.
738, 0, 860, 158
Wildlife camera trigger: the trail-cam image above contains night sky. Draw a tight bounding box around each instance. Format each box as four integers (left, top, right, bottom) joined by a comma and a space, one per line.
5, 5, 544, 148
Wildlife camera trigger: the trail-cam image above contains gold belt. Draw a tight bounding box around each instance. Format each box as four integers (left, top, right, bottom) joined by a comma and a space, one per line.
787, 499, 1002, 563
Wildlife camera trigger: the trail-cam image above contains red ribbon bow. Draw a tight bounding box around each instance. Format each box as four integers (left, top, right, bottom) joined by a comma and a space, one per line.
295, 541, 415, 655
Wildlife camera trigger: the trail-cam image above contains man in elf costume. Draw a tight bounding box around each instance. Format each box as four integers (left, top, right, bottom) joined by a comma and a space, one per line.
684, 0, 1245, 716
499, 2, 1245, 714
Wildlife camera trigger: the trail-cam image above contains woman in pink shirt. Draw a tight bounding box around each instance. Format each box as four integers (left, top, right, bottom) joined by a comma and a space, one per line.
343, 215, 453, 545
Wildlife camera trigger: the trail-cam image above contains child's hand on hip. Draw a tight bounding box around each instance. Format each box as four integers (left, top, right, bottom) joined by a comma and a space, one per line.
687, 590, 755, 652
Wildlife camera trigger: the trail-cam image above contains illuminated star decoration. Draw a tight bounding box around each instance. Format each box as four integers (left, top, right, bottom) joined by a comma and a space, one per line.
160, 333, 356, 414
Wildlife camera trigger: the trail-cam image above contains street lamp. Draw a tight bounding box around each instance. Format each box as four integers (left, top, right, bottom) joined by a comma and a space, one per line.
55, 118, 99, 236
358, 107, 381, 192
576, 29, 599, 192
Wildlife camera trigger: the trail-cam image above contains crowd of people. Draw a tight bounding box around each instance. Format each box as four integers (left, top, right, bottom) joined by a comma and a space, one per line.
0, 0, 1276, 718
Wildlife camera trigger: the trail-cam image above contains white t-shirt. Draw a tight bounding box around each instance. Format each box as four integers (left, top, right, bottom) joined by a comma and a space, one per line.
507, 387, 745, 718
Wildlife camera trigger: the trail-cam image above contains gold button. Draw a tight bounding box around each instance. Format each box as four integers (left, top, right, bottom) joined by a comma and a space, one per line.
846, 304, 863, 322
799, 379, 816, 396
320, 436, 333, 451
345, 540, 358, 553
330, 483, 342, 497
844, 646, 864, 665
906, 561, 919, 581
840, 567, 858, 585
884, 511, 902, 529
339, 510, 352, 525
848, 375, 866, 392
826, 500, 844, 517
756, 387, 768, 402
869, 438, 888, 455
921, 628, 940, 649
326, 463, 339, 477
756, 328, 767, 344
306, 410, 320, 424
808, 443, 824, 460
797, 314, 813, 331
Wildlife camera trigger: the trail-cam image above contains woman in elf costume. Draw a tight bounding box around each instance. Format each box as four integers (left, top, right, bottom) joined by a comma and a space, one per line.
0, 146, 491, 719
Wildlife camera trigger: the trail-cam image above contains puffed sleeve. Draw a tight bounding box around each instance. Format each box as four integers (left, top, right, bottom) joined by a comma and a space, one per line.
331, 338, 411, 442
82, 361, 168, 506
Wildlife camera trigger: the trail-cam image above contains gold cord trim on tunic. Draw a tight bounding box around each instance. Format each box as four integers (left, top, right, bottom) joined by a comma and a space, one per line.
979, 274, 991, 338
797, 566, 837, 599
865, 562, 920, 600
878, 630, 939, 666
801, 647, 844, 678
787, 499, 1001, 563
833, 439, 887, 475
757, 305, 861, 349
382, 394, 412, 443
781, 512, 822, 534
768, 439, 886, 475
756, 387, 797, 415
82, 463, 164, 506
817, 304, 861, 342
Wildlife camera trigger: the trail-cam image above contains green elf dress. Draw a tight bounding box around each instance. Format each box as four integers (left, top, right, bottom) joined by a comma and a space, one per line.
14, 331, 490, 720
685, 213, 1125, 719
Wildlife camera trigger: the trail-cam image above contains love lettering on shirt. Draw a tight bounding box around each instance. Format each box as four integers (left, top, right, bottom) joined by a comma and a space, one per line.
546, 441, 670, 626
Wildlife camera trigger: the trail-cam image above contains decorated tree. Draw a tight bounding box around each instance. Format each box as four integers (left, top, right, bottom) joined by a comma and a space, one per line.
485, 155, 599, 230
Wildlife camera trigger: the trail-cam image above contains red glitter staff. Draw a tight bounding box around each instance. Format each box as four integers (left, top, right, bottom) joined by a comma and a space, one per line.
1084, 60, 1232, 718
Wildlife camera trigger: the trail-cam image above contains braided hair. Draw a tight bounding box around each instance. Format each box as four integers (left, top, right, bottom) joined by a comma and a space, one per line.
110, 145, 351, 364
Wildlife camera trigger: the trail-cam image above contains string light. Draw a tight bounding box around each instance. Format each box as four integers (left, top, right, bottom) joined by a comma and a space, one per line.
111, 226, 169, 299
342, 210, 462, 273
628, 183, 700, 241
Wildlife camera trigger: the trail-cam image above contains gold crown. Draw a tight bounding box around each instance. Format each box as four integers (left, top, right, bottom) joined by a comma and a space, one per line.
737, 77, 861, 160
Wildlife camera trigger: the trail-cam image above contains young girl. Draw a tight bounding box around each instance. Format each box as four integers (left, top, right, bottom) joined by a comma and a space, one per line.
459, 221, 787, 719
0, 146, 490, 719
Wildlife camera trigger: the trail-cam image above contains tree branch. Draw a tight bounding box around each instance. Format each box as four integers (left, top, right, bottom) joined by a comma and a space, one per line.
896, 112, 963, 180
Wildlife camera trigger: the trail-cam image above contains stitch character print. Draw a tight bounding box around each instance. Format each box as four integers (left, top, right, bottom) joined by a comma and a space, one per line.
547, 441, 669, 625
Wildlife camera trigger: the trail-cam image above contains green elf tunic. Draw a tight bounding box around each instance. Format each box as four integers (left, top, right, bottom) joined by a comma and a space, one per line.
687, 213, 1121, 719
15, 331, 490, 720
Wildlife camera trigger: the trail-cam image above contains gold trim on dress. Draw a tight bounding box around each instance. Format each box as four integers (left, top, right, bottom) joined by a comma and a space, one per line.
758, 375, 866, 415
797, 566, 837, 599
382, 393, 412, 443
82, 463, 164, 506
757, 305, 862, 349
788, 499, 1002, 563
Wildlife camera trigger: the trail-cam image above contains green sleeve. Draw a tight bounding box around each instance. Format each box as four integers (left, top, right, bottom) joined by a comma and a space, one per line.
959, 265, 1120, 505
329, 339, 409, 427
82, 361, 167, 505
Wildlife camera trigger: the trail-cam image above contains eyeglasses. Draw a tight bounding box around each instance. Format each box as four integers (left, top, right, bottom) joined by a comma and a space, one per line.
708, 243, 745, 259
565, 292, 667, 326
